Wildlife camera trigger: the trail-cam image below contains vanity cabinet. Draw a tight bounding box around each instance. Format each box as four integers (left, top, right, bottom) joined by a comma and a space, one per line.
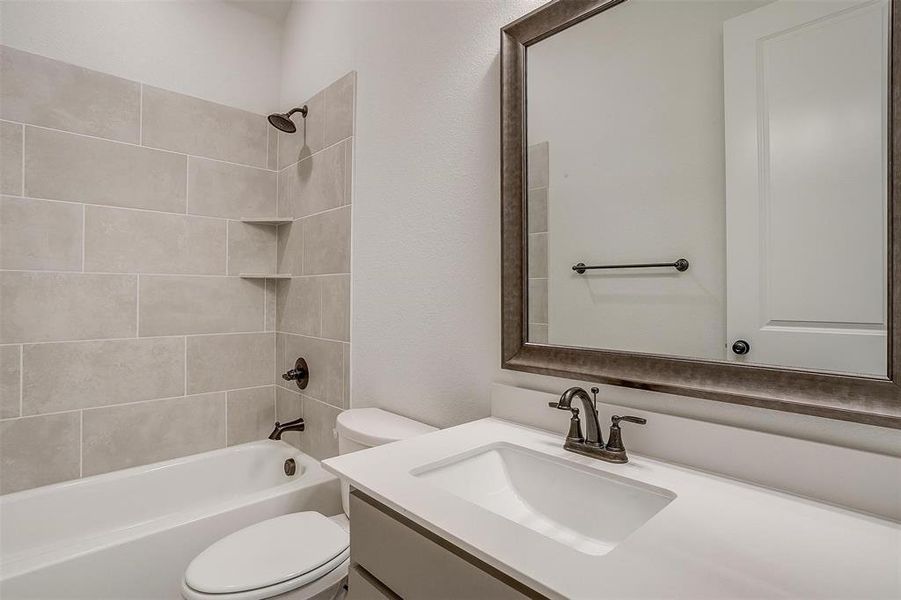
347, 490, 544, 600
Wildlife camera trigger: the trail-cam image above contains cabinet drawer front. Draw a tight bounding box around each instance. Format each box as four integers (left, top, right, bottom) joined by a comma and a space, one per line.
350, 491, 540, 600
348, 565, 399, 600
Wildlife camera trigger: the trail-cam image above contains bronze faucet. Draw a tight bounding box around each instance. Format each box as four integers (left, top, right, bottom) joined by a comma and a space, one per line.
268, 417, 305, 440
549, 387, 646, 463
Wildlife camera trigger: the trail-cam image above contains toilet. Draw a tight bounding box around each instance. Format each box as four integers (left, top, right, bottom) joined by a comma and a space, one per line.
181, 408, 436, 600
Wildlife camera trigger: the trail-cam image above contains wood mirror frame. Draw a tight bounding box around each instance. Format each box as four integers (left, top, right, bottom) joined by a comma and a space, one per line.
500, 0, 901, 428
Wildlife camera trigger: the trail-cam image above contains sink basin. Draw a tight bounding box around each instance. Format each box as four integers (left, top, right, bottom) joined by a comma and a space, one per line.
412, 442, 675, 555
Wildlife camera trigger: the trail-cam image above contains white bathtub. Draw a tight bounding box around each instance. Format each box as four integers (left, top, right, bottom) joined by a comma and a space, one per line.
0, 440, 341, 600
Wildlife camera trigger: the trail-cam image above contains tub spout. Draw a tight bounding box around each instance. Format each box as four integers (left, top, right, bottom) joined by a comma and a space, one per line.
268, 417, 305, 440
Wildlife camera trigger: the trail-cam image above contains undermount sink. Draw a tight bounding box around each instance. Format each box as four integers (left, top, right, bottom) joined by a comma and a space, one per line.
411, 442, 675, 556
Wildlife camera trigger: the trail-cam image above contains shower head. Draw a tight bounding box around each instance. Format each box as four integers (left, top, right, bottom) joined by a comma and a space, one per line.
267, 105, 307, 133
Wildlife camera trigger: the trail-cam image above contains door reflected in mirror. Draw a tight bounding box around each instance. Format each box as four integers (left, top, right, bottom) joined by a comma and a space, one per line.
525, 0, 889, 378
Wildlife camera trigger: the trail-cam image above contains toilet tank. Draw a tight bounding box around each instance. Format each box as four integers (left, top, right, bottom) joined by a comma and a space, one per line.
335, 408, 436, 515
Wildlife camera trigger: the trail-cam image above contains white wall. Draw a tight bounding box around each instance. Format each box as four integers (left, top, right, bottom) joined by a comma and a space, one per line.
280, 0, 546, 428
0, 0, 283, 113
529, 1, 767, 360
277, 0, 899, 459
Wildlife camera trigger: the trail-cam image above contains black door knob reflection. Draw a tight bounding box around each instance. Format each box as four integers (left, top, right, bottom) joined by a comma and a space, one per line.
731, 340, 751, 355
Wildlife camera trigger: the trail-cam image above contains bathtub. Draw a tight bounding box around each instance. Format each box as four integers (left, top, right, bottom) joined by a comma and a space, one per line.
0, 440, 341, 599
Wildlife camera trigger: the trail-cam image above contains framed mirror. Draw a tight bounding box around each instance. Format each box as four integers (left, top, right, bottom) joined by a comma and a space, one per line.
501, 0, 901, 427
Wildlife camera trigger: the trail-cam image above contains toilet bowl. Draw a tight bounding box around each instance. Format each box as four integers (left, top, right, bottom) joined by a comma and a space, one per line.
181, 408, 436, 600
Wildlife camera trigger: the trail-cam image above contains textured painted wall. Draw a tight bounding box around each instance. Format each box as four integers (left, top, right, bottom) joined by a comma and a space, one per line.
276, 1, 899, 458
0, 0, 283, 114
280, 0, 546, 428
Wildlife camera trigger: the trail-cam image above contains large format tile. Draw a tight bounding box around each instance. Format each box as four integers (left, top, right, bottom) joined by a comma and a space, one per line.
275, 386, 303, 449
528, 232, 548, 278
139, 275, 264, 336
528, 187, 548, 234
84, 206, 225, 274
0, 196, 83, 271
302, 206, 350, 275
279, 142, 345, 219
284, 334, 343, 408
188, 157, 276, 219
278, 92, 325, 169
343, 140, 353, 205
1, 121, 22, 195
321, 275, 350, 342
528, 279, 548, 324
265, 280, 276, 332
267, 127, 278, 170
187, 333, 274, 394
228, 221, 276, 275
0, 345, 21, 419
142, 86, 268, 168
342, 343, 350, 408
300, 396, 341, 460
227, 386, 275, 446
24, 126, 186, 212
21, 337, 185, 415
0, 412, 80, 494
275, 332, 287, 388
82, 393, 226, 476
0, 272, 136, 343
528, 141, 549, 189
277, 221, 302, 275
0, 46, 140, 143
275, 277, 320, 336
324, 72, 355, 147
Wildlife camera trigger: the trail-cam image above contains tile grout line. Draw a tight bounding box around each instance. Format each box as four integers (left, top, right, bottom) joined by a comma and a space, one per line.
14, 120, 273, 172
0, 192, 275, 222
276, 134, 354, 174
2, 383, 276, 424
293, 202, 350, 222
5, 330, 276, 348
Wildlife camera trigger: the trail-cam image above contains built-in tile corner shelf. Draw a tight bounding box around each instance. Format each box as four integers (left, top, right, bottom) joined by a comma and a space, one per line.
239, 273, 291, 279
239, 217, 293, 225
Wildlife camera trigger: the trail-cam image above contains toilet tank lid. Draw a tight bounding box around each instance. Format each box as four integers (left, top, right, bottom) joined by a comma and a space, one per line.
336, 408, 437, 447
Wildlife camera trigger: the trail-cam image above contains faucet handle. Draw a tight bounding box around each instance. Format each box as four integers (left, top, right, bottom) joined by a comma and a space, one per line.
605, 415, 646, 453
549, 402, 584, 444
611, 415, 646, 426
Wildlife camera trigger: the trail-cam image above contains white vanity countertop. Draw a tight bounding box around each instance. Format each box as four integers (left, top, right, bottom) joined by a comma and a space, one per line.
323, 418, 900, 599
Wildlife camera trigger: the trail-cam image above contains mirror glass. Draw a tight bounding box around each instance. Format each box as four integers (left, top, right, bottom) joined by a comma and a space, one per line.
525, 0, 889, 378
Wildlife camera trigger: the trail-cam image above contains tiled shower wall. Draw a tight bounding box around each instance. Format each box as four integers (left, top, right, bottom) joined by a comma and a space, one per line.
0, 46, 284, 494
527, 141, 548, 343
272, 73, 354, 460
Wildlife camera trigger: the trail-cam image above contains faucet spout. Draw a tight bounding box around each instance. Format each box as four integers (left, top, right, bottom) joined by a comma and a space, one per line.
268, 417, 305, 440
557, 387, 603, 446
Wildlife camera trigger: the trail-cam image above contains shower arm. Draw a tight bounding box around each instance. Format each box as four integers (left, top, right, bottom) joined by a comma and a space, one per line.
286, 106, 308, 119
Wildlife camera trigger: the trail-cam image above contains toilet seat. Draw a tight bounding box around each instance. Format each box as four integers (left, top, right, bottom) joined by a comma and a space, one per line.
182, 512, 350, 600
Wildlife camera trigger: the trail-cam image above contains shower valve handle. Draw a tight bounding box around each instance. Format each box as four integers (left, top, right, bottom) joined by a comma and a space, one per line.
281, 357, 309, 390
